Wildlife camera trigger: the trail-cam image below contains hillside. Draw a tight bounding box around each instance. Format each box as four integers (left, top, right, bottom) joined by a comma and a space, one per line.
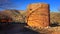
0, 10, 60, 24
50, 12, 60, 25
0, 10, 60, 34
0, 10, 26, 23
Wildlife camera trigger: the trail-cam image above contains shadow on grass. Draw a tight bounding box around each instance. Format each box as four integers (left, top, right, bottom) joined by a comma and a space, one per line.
49, 22, 60, 27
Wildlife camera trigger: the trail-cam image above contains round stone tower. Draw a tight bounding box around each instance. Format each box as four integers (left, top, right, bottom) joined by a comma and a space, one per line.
26, 3, 50, 28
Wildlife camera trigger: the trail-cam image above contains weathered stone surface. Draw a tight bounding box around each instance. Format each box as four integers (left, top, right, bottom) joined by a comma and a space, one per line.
26, 3, 50, 27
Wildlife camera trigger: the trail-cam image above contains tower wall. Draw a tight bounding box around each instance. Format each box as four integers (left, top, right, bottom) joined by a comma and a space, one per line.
26, 3, 50, 27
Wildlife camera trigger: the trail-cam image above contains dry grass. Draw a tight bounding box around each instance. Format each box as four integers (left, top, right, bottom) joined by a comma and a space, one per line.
25, 26, 60, 34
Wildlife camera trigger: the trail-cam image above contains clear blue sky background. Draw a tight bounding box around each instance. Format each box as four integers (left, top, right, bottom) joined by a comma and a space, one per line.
0, 0, 60, 12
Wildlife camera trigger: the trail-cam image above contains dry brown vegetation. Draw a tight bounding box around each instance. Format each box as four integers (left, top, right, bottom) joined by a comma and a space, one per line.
0, 10, 60, 34
0, 10, 26, 23
1, 10, 60, 24
25, 26, 60, 34
50, 12, 60, 25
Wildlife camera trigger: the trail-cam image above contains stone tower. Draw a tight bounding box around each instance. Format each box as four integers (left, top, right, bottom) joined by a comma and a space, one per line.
26, 3, 50, 28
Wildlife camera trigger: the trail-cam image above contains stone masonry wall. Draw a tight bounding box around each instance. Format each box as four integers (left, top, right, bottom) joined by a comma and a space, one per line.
26, 3, 50, 27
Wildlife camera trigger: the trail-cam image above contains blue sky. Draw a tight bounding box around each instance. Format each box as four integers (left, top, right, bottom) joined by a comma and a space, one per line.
0, 0, 60, 12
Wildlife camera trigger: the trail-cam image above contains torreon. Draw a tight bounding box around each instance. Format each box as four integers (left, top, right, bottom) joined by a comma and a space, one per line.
26, 3, 50, 28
